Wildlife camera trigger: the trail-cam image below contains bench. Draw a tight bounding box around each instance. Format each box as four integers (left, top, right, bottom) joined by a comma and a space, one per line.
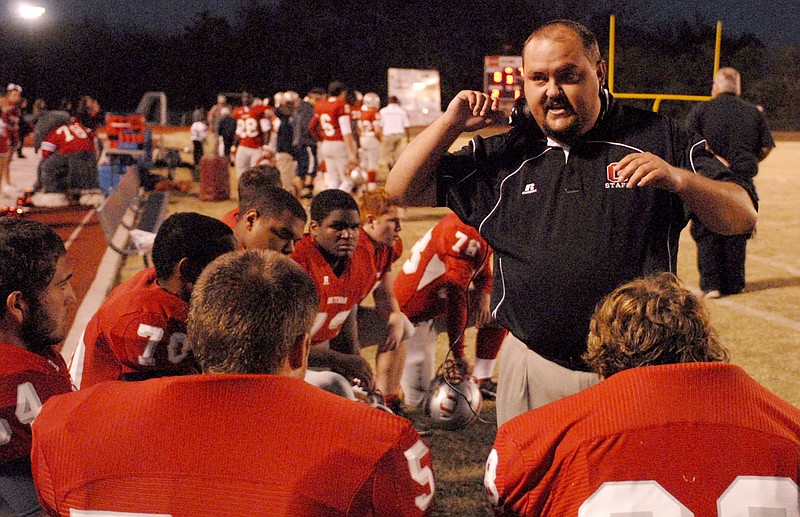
96, 166, 170, 267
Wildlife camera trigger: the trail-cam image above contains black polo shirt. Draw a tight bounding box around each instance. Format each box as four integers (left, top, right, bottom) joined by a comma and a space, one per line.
435, 95, 757, 371
686, 92, 775, 180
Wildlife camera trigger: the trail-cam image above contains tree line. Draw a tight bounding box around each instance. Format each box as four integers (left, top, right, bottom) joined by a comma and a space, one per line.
1, 0, 797, 129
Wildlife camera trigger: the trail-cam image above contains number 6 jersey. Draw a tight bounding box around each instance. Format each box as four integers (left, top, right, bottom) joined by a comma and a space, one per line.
71, 268, 198, 389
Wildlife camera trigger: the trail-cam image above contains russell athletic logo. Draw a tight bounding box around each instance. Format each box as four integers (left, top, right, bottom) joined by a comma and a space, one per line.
522, 182, 538, 195
606, 162, 627, 189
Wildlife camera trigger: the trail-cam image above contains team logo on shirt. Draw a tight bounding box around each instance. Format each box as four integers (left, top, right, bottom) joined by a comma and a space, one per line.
606, 162, 627, 189
522, 182, 538, 195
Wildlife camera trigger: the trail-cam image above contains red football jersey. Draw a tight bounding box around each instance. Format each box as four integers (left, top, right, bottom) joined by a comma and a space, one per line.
232, 104, 274, 149
40, 123, 95, 158
32, 375, 435, 516
394, 213, 492, 321
291, 235, 375, 344
74, 268, 197, 388
358, 107, 381, 138
486, 363, 800, 516
311, 97, 351, 142
0, 344, 72, 465
220, 207, 239, 230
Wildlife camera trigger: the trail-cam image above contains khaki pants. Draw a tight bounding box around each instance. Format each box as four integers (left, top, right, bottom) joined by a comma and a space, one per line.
496, 333, 600, 427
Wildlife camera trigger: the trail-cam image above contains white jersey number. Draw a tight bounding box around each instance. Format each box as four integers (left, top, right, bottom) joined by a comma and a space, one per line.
55, 124, 89, 142
320, 114, 336, 138
235, 117, 260, 139
402, 229, 433, 275
15, 382, 43, 425
404, 440, 435, 511
578, 477, 799, 516
137, 324, 190, 366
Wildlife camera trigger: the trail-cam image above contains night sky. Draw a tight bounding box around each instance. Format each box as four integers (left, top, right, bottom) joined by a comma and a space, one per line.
7, 0, 800, 47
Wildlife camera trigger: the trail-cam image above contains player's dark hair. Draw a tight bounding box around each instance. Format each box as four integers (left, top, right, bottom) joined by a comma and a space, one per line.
310, 189, 358, 224
237, 165, 282, 211
327, 81, 347, 97
152, 212, 235, 284
525, 20, 602, 64
189, 250, 318, 375
583, 273, 729, 378
308, 87, 326, 96
242, 186, 307, 224
0, 219, 65, 318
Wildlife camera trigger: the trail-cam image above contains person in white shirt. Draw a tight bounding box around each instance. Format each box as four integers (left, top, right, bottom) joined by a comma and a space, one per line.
378, 96, 410, 171
190, 114, 209, 177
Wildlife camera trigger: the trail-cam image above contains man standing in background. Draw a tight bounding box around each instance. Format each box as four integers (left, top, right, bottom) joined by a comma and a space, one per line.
378, 96, 410, 172
686, 67, 775, 299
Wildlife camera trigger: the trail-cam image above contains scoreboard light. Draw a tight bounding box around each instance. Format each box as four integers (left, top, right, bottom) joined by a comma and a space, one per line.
484, 55, 524, 115
490, 89, 501, 99
493, 71, 503, 83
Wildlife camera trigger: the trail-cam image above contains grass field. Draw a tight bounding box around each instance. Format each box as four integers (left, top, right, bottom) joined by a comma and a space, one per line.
121, 131, 800, 516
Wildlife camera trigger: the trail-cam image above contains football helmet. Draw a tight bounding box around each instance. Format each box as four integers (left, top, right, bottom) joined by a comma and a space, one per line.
425, 360, 483, 430
363, 92, 381, 109
350, 166, 368, 186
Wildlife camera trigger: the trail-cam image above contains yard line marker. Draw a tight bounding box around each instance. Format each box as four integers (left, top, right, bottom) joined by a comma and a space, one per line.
64, 208, 97, 250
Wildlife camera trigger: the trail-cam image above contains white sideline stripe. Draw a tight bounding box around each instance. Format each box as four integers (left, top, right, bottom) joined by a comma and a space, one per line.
711, 297, 800, 331
61, 207, 137, 363
748, 253, 800, 277
64, 208, 96, 250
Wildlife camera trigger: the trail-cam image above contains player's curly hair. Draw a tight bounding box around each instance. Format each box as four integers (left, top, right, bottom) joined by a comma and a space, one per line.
358, 187, 399, 224
189, 250, 319, 375
583, 273, 729, 378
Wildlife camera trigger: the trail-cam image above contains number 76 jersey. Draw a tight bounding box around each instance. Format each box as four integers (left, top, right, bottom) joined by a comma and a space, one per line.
71, 268, 198, 389
394, 213, 491, 314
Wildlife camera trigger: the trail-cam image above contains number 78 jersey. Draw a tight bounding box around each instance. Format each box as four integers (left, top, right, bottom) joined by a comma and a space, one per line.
394, 213, 492, 312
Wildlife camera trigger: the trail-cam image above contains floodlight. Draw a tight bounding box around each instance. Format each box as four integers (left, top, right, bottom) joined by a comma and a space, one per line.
18, 4, 46, 19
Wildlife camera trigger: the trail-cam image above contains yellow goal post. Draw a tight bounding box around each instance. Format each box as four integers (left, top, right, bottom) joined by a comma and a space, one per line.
607, 15, 722, 112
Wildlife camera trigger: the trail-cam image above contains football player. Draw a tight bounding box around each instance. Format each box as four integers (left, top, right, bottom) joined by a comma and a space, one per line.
358, 92, 382, 191
233, 186, 306, 256
70, 213, 236, 389
232, 91, 276, 179
32, 250, 436, 516
220, 164, 282, 229
356, 189, 413, 413
0, 85, 22, 196
291, 189, 376, 397
0, 219, 75, 516
486, 273, 800, 515
309, 81, 359, 191
394, 212, 506, 407
36, 120, 101, 202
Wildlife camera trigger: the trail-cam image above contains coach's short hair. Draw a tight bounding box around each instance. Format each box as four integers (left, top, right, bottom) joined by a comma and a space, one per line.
0, 219, 65, 318
189, 250, 319, 374
583, 273, 729, 378
241, 186, 306, 224
359, 187, 399, 224
525, 20, 602, 64
152, 212, 235, 283
310, 189, 358, 224
237, 165, 282, 209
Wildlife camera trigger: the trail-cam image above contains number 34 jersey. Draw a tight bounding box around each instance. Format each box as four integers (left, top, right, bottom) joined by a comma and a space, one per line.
291, 235, 376, 344
71, 268, 197, 389
0, 344, 72, 465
